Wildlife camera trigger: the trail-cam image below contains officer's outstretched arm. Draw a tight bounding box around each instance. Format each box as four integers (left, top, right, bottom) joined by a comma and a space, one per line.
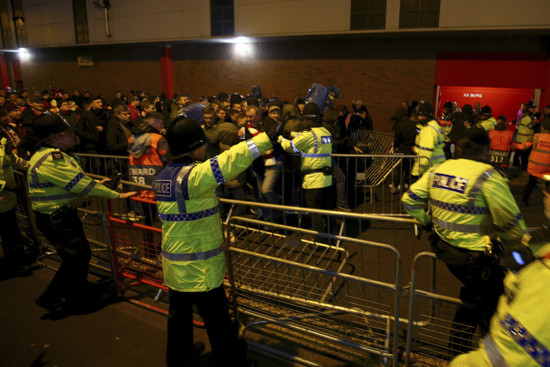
38, 154, 119, 200
188, 133, 272, 198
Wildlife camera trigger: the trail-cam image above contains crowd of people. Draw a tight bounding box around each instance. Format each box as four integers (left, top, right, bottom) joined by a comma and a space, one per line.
1, 85, 550, 366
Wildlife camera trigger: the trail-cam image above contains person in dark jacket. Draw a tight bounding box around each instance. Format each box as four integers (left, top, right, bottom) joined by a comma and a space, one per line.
106, 105, 133, 156
393, 107, 418, 189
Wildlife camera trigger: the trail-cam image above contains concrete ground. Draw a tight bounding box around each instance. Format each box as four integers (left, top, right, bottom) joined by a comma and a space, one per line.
0, 168, 546, 367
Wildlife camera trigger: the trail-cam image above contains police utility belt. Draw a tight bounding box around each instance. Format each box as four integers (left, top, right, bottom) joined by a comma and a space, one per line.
302, 166, 333, 176
429, 232, 498, 267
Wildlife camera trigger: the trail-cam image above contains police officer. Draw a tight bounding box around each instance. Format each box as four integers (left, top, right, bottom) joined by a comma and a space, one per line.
402, 129, 532, 355
29, 114, 136, 313
450, 190, 550, 367
278, 102, 332, 233
477, 105, 497, 132
0, 136, 30, 274
153, 117, 273, 367
411, 101, 446, 182
515, 101, 538, 170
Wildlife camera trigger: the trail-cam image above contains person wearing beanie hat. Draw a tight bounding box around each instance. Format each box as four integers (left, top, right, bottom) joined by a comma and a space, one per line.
516, 117, 550, 206
403, 120, 530, 355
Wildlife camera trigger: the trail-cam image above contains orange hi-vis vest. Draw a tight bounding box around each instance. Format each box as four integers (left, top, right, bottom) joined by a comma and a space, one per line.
520, 132, 550, 178
128, 132, 167, 198
488, 129, 515, 168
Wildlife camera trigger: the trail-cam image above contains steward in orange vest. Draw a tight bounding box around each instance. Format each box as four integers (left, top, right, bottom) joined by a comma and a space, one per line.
516, 117, 550, 206
127, 112, 168, 199
488, 116, 515, 169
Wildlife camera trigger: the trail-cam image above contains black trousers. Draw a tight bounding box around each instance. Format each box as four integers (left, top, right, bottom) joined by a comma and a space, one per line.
0, 208, 24, 260
431, 235, 504, 355
34, 208, 91, 302
304, 186, 333, 235
167, 285, 246, 367
522, 174, 550, 206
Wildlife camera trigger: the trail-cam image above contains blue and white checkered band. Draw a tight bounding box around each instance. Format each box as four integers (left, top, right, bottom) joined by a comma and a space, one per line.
432, 173, 468, 194
430, 198, 489, 215
64, 172, 84, 191
29, 182, 56, 188
301, 153, 331, 158
406, 189, 424, 202
321, 136, 332, 144
152, 180, 172, 198
502, 313, 550, 367
210, 156, 225, 185
290, 141, 300, 154
158, 206, 219, 222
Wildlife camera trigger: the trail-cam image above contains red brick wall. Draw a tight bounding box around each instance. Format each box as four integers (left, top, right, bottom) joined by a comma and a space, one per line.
20, 57, 434, 133
20, 60, 162, 100
173, 58, 436, 133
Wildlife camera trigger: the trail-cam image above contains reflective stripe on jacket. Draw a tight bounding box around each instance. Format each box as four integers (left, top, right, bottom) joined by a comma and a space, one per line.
152, 133, 272, 292
0, 137, 27, 213
280, 126, 332, 189
412, 119, 446, 176
450, 250, 550, 367
28, 147, 119, 214
402, 158, 527, 251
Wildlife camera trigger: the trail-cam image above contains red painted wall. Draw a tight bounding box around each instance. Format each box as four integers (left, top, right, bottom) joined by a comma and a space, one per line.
435, 53, 550, 110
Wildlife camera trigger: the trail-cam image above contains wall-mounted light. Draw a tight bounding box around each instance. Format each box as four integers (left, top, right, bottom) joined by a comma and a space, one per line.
232, 36, 252, 57
18, 48, 30, 61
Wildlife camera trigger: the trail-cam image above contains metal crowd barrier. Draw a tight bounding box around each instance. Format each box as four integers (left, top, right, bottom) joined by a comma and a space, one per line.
9, 156, 475, 366
74, 147, 429, 216
404, 252, 474, 366
223, 201, 411, 365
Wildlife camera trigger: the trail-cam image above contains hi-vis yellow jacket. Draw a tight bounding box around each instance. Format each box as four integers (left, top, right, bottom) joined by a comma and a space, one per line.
451, 247, 550, 367
28, 147, 119, 214
152, 133, 272, 292
0, 137, 28, 213
412, 119, 446, 176
402, 158, 528, 251
280, 126, 332, 189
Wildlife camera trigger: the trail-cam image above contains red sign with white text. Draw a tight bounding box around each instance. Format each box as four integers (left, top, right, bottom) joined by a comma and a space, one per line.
438, 86, 535, 122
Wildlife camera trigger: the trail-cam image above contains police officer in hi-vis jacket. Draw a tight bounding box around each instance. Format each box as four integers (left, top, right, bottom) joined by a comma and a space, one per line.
29, 114, 136, 313
153, 116, 273, 367
402, 128, 533, 355
450, 189, 550, 367
411, 101, 446, 181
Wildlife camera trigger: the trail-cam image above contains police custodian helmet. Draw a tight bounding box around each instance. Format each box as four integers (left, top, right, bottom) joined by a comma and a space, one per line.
166, 116, 206, 159
413, 101, 434, 117
32, 113, 71, 141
